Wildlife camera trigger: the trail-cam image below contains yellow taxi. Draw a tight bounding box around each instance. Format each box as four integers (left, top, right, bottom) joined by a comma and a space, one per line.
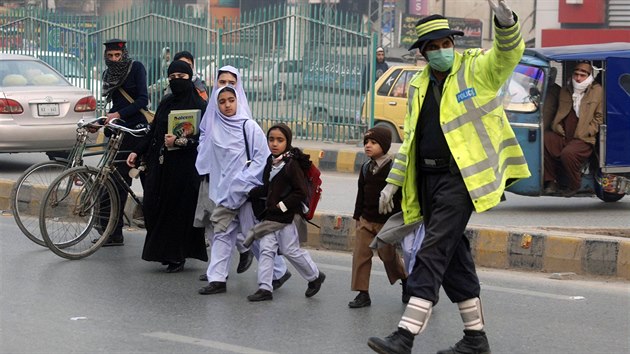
362, 64, 425, 142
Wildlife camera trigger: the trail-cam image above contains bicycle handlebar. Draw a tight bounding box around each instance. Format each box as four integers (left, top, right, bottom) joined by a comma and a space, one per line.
78, 116, 150, 137
106, 118, 150, 137
77, 116, 106, 128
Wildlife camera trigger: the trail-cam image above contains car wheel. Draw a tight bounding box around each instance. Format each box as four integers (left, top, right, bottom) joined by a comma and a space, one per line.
374, 121, 402, 143
273, 82, 286, 101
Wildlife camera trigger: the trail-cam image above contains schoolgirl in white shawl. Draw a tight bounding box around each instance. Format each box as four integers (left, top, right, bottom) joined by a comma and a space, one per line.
195, 70, 289, 294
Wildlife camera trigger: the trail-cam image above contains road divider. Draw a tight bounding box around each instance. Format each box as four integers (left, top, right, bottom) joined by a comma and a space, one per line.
1, 178, 627, 280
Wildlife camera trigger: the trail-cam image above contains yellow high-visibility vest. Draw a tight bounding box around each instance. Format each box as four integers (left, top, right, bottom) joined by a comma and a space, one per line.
387, 19, 531, 224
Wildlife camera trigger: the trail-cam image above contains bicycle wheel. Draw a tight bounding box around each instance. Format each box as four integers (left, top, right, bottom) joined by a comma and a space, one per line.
11, 161, 67, 247
39, 166, 120, 260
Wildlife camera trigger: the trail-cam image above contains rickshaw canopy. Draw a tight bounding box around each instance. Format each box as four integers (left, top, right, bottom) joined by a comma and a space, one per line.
524, 42, 630, 61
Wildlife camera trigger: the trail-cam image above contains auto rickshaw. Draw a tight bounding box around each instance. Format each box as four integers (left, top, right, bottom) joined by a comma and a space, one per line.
503, 42, 630, 202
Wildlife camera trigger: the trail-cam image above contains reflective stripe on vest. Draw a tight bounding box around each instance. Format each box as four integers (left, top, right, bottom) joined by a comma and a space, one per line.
446, 57, 527, 200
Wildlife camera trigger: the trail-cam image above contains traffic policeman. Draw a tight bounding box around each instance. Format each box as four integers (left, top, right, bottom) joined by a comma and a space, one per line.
368, 1, 530, 353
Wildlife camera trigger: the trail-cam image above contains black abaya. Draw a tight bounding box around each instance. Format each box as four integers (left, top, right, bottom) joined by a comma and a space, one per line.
133, 81, 208, 264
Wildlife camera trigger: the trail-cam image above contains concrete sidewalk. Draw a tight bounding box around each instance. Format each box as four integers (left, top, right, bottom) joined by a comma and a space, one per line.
2, 137, 628, 281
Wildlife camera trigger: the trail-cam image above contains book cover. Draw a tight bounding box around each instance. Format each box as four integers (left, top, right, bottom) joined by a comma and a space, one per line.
167, 109, 201, 150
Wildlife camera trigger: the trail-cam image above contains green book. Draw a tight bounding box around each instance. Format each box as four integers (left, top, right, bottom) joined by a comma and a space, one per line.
167, 109, 201, 150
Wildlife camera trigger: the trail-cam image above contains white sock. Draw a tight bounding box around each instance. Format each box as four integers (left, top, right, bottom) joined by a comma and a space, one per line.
398, 297, 432, 335
458, 297, 485, 331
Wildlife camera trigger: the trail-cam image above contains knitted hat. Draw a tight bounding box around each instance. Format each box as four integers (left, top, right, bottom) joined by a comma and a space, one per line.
364, 126, 392, 154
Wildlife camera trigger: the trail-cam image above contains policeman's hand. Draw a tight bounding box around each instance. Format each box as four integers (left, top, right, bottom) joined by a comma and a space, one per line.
105, 112, 121, 124
379, 183, 399, 214
126, 152, 138, 168
488, 0, 515, 27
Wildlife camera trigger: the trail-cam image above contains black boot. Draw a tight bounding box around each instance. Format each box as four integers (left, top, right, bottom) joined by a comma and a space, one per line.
348, 291, 371, 308
236, 250, 254, 273
367, 328, 414, 354
401, 279, 410, 304
436, 330, 490, 354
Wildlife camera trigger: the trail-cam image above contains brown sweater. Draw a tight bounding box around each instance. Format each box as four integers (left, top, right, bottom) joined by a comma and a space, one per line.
249, 156, 307, 224
353, 159, 402, 224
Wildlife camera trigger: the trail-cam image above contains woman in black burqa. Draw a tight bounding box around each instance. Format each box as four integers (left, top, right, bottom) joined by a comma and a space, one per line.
127, 60, 208, 272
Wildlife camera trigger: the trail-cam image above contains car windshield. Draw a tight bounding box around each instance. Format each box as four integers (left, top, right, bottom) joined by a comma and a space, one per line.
0, 59, 69, 87
501, 64, 545, 113
39, 55, 86, 78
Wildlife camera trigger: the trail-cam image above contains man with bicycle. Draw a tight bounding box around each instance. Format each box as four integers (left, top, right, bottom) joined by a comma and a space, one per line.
94, 38, 150, 246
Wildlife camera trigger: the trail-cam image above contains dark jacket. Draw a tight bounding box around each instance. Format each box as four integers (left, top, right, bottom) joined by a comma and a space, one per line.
353, 159, 401, 224
249, 156, 308, 224
108, 61, 149, 128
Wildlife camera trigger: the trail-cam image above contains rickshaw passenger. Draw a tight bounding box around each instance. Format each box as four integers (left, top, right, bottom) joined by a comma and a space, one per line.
542, 67, 561, 131
544, 61, 603, 197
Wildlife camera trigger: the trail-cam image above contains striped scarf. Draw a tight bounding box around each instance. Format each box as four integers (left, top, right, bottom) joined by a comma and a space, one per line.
102, 48, 133, 101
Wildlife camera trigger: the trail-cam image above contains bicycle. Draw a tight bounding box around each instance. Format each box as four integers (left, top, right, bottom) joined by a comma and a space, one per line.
11, 117, 107, 247
38, 118, 149, 260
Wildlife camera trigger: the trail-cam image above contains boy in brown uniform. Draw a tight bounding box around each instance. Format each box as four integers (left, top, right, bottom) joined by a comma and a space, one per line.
350, 126, 408, 308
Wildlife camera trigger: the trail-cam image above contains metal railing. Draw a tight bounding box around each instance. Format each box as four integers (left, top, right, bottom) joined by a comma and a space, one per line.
1, 2, 377, 143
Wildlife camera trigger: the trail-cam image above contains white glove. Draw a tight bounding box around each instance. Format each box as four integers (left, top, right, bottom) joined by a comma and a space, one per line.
379, 183, 399, 215
488, 0, 515, 27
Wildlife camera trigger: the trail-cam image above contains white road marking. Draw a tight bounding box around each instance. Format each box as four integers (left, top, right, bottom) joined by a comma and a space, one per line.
317, 263, 584, 301
142, 332, 278, 354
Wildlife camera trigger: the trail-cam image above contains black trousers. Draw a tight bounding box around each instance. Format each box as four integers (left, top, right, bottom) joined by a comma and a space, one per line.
100, 133, 144, 238
406, 170, 480, 304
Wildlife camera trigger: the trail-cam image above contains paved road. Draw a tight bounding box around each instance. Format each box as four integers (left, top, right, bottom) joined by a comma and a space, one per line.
1, 216, 629, 354
2, 153, 629, 230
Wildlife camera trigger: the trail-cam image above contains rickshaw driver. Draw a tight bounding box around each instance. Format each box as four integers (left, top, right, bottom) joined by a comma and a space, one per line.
543, 61, 603, 197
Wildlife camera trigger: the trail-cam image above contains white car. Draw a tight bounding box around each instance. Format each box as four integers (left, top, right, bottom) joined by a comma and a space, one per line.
201, 55, 253, 86
242, 59, 303, 100
0, 53, 97, 153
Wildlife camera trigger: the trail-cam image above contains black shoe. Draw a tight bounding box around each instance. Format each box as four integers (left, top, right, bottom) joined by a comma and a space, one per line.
93, 235, 124, 247
401, 279, 410, 304
272, 271, 292, 290
305, 272, 326, 298
165, 261, 185, 273
236, 250, 254, 274
367, 328, 414, 354
348, 291, 371, 308
561, 188, 579, 198
247, 289, 273, 302
198, 281, 226, 295
199, 273, 208, 281
436, 330, 491, 354
543, 181, 558, 195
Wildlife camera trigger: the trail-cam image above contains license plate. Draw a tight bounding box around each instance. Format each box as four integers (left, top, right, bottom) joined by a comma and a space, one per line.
38, 103, 59, 116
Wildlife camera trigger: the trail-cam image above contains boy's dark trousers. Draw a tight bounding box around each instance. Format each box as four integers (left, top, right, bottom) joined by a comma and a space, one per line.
351, 217, 407, 291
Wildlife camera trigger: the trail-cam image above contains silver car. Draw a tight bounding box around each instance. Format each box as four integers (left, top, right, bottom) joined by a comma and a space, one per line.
0, 53, 97, 153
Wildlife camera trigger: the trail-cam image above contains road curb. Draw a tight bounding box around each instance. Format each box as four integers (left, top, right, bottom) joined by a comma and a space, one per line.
2, 178, 628, 280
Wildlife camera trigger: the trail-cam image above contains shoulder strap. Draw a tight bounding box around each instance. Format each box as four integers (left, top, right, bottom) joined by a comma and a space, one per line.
118, 87, 134, 104
242, 120, 251, 163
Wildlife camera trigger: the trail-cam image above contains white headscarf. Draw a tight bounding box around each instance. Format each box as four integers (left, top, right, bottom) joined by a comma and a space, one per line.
204, 86, 270, 209
571, 74, 594, 118
196, 65, 252, 175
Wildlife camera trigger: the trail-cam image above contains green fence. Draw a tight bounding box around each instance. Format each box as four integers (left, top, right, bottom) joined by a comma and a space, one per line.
0, 2, 376, 142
